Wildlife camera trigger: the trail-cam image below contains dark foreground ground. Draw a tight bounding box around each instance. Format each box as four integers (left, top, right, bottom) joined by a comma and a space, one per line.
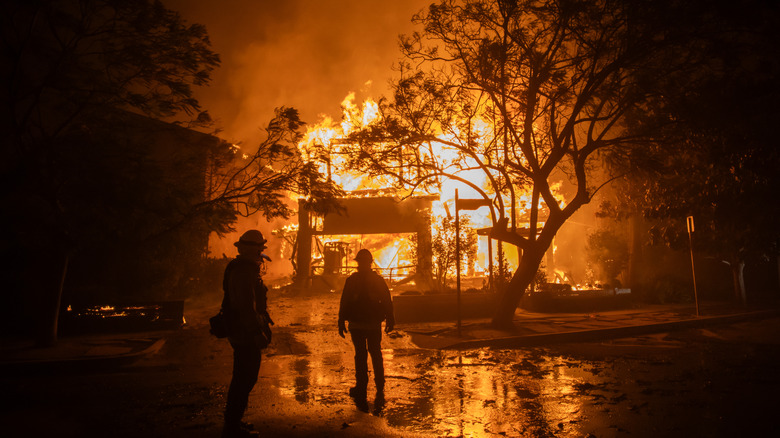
3, 290, 780, 438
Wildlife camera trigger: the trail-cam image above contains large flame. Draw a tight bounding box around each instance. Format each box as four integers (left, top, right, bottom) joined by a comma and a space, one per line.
297, 93, 573, 284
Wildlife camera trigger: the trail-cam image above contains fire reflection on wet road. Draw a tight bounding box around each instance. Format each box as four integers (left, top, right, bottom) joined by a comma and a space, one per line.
4, 291, 777, 437
235, 292, 780, 437
263, 295, 614, 437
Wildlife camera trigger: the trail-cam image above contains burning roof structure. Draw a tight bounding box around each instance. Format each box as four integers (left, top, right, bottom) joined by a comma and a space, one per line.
294, 195, 437, 290
282, 93, 593, 294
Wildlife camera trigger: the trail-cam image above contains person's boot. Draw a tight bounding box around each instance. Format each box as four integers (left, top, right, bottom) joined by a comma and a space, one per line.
348, 386, 369, 412
222, 421, 259, 437
348, 385, 367, 399
239, 421, 254, 431
375, 377, 386, 401
372, 385, 386, 416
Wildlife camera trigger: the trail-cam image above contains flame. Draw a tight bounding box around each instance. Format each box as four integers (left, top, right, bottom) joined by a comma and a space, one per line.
296, 92, 577, 280
312, 233, 415, 279
300, 96, 388, 192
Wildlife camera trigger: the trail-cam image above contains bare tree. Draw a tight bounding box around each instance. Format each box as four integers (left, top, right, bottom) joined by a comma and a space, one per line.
171, 106, 343, 238
345, 0, 688, 327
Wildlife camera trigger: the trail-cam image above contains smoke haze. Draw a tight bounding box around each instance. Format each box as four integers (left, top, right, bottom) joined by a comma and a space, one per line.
164, 0, 429, 146
163, 0, 603, 285
162, 1, 430, 277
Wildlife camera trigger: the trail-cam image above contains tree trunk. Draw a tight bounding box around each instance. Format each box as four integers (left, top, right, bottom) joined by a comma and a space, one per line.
491, 247, 544, 328
35, 253, 69, 347
731, 259, 746, 307
294, 201, 314, 287
490, 207, 570, 328
627, 214, 644, 294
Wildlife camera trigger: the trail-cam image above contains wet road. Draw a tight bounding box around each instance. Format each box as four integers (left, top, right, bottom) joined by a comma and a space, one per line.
4, 290, 780, 437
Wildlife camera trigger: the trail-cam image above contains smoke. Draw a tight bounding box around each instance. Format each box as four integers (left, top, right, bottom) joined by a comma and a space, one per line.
161, 0, 430, 277
164, 1, 609, 285
164, 0, 428, 146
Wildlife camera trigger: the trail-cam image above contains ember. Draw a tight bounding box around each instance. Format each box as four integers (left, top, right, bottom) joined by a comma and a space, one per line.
61, 301, 184, 333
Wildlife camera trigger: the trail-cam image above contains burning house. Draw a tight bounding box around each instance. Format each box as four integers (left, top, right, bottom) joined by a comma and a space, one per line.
294, 194, 437, 292
285, 95, 524, 295
275, 93, 640, 318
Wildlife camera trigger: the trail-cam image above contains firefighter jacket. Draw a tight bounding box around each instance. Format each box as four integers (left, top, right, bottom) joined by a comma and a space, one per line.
223, 255, 271, 345
338, 269, 394, 331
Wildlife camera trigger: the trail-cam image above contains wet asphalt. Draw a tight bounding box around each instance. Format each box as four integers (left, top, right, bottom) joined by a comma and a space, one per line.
3, 290, 780, 437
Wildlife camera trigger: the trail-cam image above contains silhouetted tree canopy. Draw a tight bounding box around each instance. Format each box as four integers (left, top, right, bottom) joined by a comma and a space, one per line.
343, 0, 709, 327
0, 0, 340, 344
606, 0, 780, 304
2, 0, 221, 249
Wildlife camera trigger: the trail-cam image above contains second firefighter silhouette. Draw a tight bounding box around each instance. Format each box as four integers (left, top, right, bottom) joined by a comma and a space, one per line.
338, 248, 395, 406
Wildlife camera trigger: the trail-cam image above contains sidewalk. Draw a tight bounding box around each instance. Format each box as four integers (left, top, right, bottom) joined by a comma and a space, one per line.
0, 333, 165, 373
2, 302, 779, 372
404, 301, 780, 349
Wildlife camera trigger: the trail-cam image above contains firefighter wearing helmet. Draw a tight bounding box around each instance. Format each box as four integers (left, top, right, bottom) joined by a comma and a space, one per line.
338, 248, 395, 411
221, 229, 273, 437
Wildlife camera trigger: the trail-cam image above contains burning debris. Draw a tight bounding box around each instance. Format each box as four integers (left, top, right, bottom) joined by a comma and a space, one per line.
61, 302, 185, 333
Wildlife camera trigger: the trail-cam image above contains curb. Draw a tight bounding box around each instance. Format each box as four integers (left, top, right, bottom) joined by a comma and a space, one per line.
439, 309, 780, 350
0, 338, 166, 373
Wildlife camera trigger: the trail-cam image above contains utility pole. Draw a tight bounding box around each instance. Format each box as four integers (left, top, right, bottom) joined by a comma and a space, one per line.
455, 192, 492, 336
687, 216, 700, 317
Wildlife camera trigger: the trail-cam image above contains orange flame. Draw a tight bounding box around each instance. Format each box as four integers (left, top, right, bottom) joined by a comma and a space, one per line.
297, 93, 574, 279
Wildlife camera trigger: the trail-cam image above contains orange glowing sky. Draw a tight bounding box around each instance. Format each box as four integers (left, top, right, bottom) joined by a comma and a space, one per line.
163, 0, 429, 146
164, 1, 599, 283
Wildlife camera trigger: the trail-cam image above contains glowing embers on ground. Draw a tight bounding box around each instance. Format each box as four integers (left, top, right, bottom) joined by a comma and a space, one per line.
61, 302, 185, 332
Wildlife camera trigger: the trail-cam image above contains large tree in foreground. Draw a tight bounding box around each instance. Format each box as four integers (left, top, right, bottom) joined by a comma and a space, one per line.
346, 0, 689, 327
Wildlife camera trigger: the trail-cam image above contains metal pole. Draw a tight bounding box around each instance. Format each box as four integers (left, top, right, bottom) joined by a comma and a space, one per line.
456, 189, 462, 337
488, 236, 494, 294
687, 216, 699, 317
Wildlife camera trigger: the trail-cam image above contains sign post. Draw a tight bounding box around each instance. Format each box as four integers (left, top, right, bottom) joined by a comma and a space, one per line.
686, 215, 700, 317
454, 193, 492, 336
455, 190, 461, 336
